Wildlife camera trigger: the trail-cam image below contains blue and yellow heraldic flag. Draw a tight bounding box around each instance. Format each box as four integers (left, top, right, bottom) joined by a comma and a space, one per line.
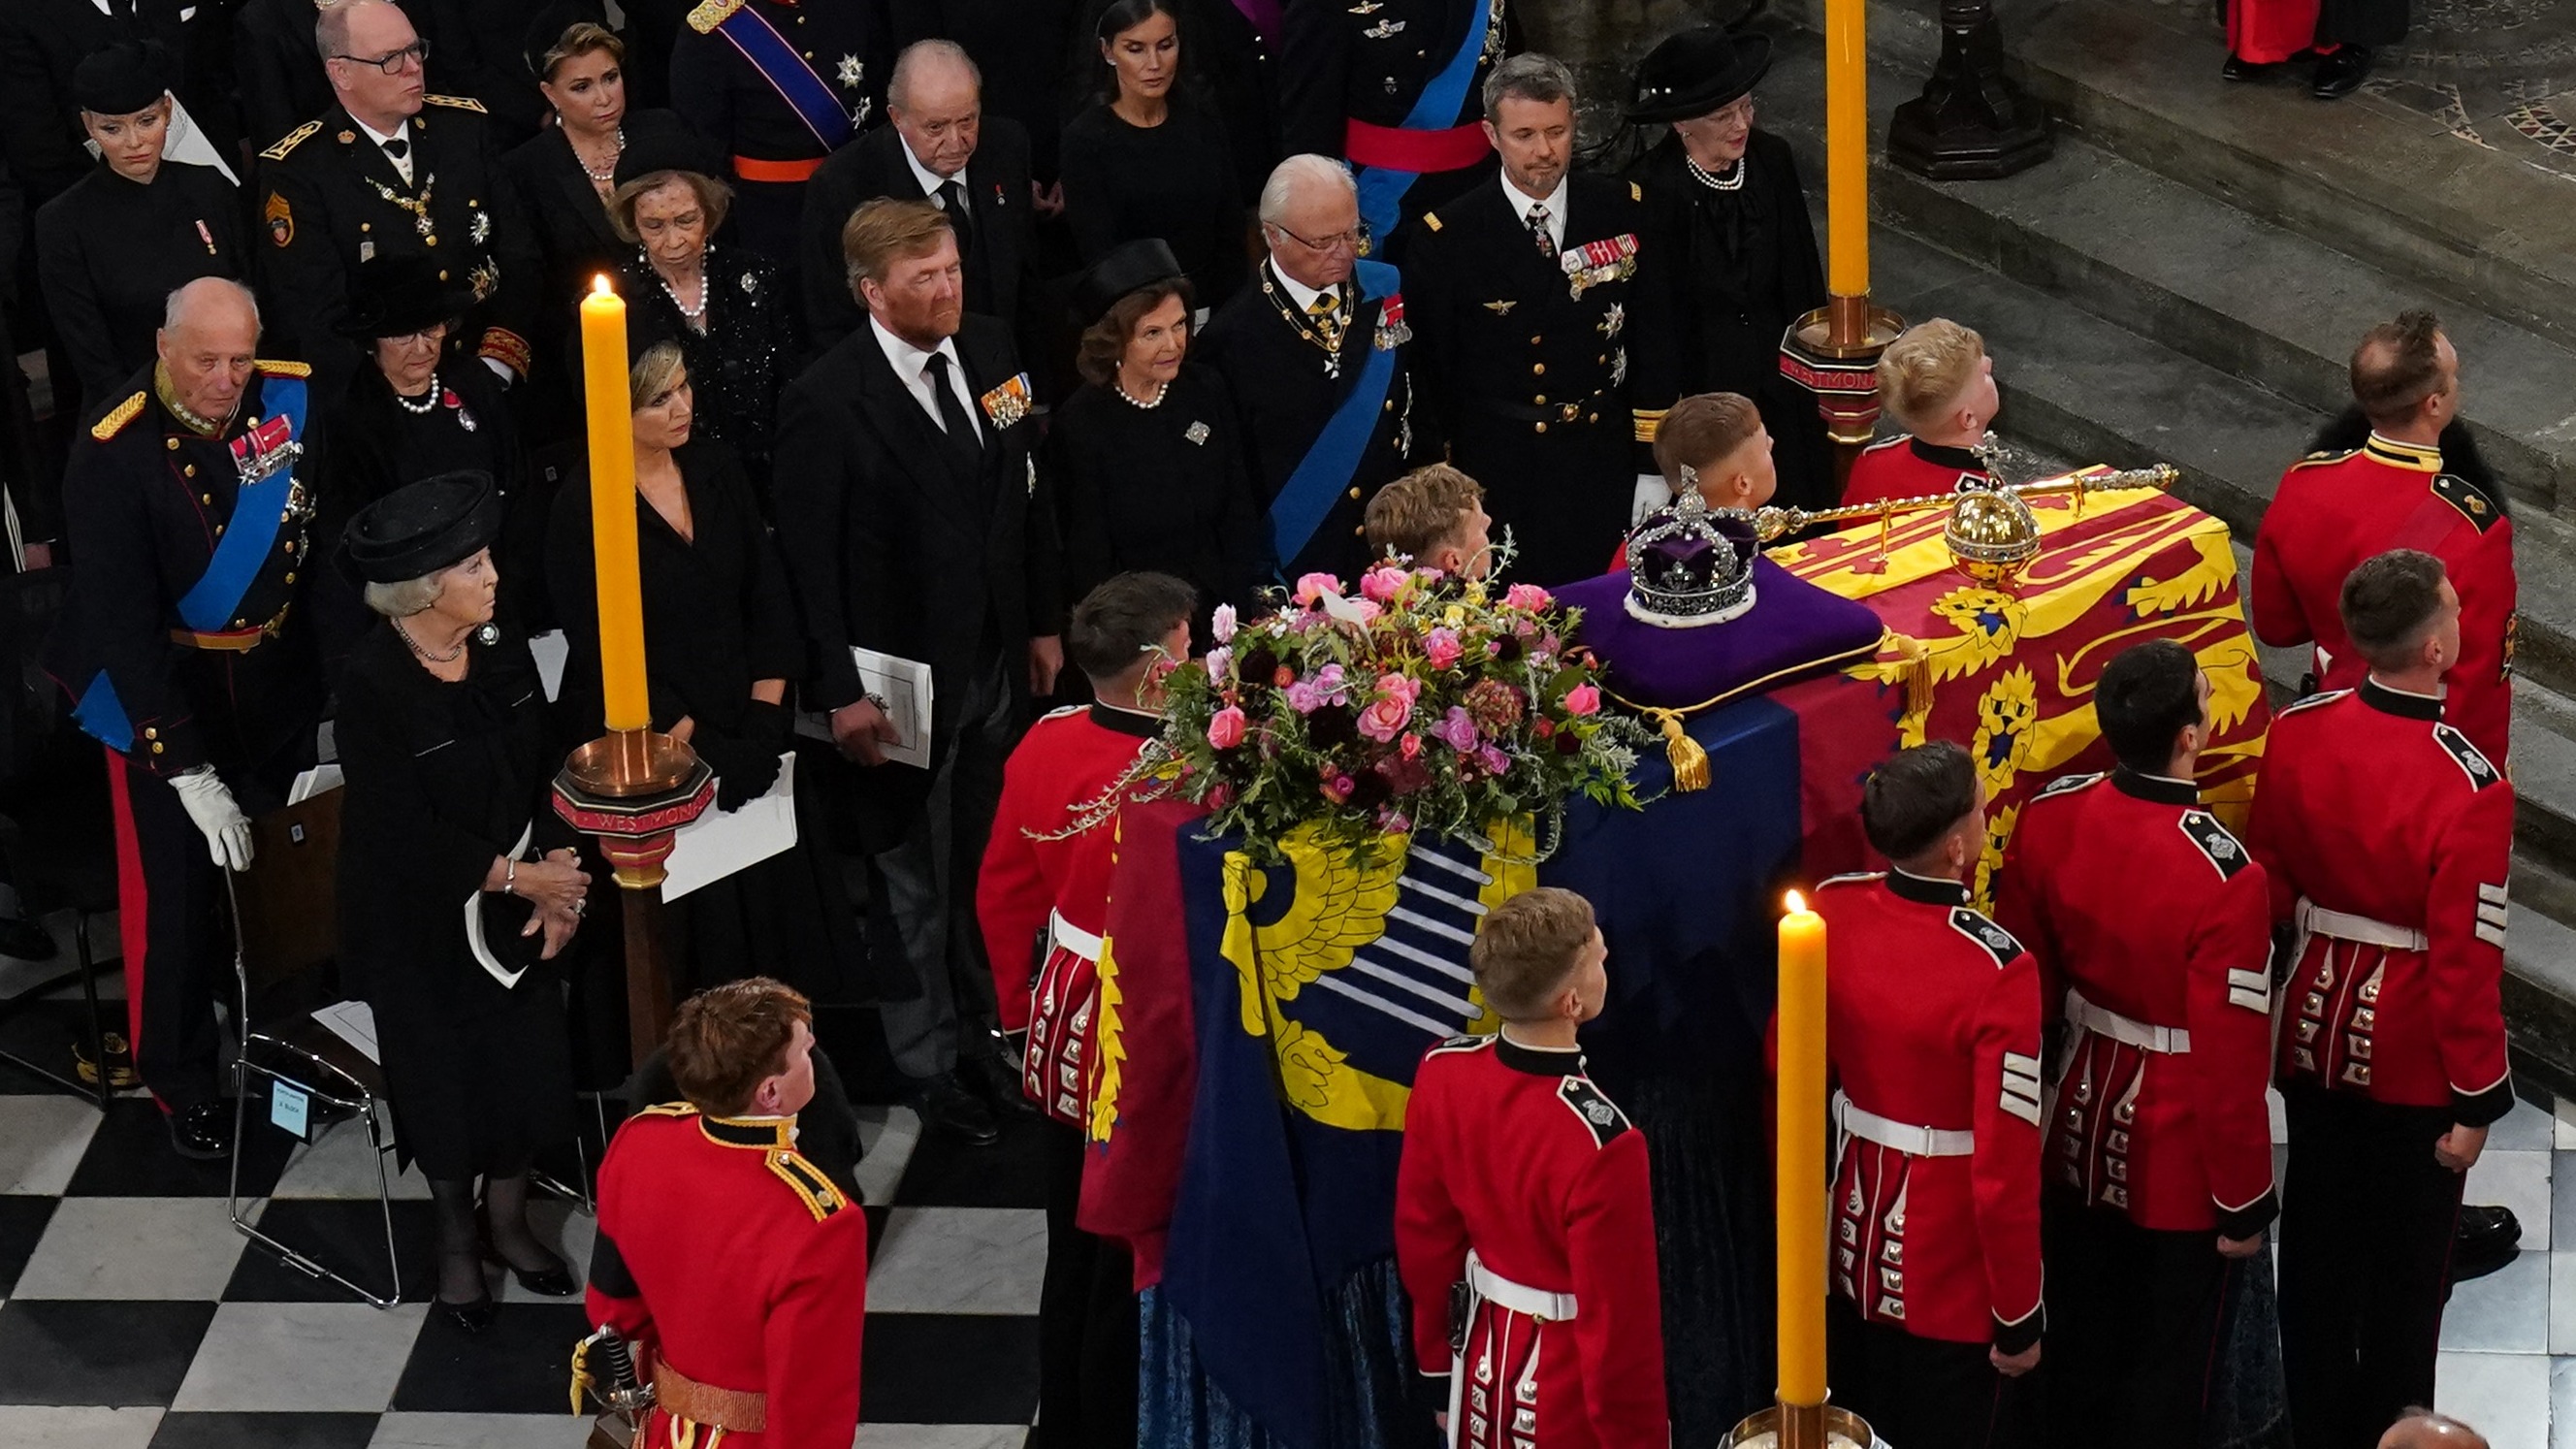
1159, 820, 1532, 1449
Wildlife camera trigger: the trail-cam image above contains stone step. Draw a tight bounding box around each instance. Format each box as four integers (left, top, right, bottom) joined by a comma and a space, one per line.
1763, 0, 2576, 353
1752, 38, 2576, 518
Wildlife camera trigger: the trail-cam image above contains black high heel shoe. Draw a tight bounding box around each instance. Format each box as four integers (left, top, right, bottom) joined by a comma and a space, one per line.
436, 1292, 498, 1334
483, 1243, 577, 1297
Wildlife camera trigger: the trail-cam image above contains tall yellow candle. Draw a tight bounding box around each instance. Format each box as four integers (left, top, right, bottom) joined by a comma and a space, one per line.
1777, 889, 1829, 1406
579, 275, 651, 732
1822, 0, 1869, 298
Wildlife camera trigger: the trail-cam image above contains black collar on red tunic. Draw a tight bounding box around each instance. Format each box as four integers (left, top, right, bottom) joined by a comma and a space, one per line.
2361, 677, 2442, 721
1884, 867, 1970, 908
1495, 1031, 1586, 1078
698, 1113, 797, 1150
2110, 765, 2198, 806
1089, 701, 1162, 739
1910, 437, 1986, 473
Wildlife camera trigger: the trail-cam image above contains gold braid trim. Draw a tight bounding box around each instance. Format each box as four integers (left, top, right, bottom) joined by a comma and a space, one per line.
1599, 632, 1888, 792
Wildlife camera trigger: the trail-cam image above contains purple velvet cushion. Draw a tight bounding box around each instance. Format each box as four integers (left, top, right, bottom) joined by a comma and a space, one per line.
1560, 558, 1885, 711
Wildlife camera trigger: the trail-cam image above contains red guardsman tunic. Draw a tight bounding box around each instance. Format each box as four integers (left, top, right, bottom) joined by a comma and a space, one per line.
1395, 1033, 1669, 1449
1993, 768, 2279, 1237
2249, 433, 2516, 762
586, 1105, 869, 1448
1817, 869, 2045, 1350
975, 699, 1159, 1123
2245, 681, 2516, 1124
1839, 435, 1992, 509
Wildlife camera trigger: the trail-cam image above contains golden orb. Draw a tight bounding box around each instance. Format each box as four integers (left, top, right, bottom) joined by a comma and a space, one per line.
1944, 488, 2044, 590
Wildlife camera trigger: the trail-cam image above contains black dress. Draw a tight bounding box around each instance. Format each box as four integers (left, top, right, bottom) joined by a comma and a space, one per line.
620, 244, 799, 503
334, 623, 577, 1179
545, 439, 865, 1012
32, 160, 246, 418
1058, 99, 1247, 307
1047, 362, 1268, 634
1628, 130, 1835, 512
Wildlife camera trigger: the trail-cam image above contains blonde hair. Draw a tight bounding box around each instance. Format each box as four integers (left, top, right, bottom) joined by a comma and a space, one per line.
841, 196, 954, 292
537, 20, 623, 81
629, 339, 686, 412
1364, 464, 1484, 564
606, 170, 733, 244
1469, 887, 1597, 1020
1878, 318, 1986, 435
1652, 393, 1764, 489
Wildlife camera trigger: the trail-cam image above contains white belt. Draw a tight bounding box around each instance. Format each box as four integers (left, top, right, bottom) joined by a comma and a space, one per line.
1465, 1250, 1577, 1322
2066, 990, 2190, 1054
1835, 1090, 1974, 1158
2297, 898, 2427, 951
1047, 911, 1103, 963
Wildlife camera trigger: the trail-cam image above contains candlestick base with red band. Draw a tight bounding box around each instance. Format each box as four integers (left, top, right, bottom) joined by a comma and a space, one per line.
1727, 1401, 1876, 1449
1781, 299, 1909, 498
553, 728, 716, 1065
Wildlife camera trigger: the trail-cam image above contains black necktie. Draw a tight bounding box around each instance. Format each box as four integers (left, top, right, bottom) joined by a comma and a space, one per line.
938, 178, 973, 253
381, 137, 408, 159
922, 351, 982, 472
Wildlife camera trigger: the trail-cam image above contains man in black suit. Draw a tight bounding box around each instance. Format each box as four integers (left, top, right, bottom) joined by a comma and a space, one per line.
1196, 153, 1427, 584
1401, 51, 1674, 586
774, 196, 1062, 1145
799, 39, 1032, 355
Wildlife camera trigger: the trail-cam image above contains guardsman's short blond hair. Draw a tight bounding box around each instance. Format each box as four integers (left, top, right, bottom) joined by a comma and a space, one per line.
1878, 318, 1986, 436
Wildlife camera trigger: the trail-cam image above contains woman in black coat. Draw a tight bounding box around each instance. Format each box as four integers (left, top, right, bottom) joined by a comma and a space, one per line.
335, 471, 592, 1334
546, 340, 864, 1021
1048, 240, 1267, 637
1059, 0, 1247, 312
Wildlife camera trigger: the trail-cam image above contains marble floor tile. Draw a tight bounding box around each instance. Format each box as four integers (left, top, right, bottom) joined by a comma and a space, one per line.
865, 1208, 1047, 1315
856, 1107, 924, 1209
0, 1097, 104, 1196
269, 1113, 431, 1203
171, 1303, 429, 1412
2438, 1350, 2550, 1449
2552, 1253, 2576, 1355
12, 1197, 245, 1301
2556, 1100, 2576, 1151
2471, 1151, 2555, 1253
2552, 1356, 2576, 1449
2558, 1153, 2576, 1256
2444, 1248, 2550, 1352
0, 1405, 163, 1449
2496, 1099, 2560, 1151
856, 1428, 1030, 1449
2269, 1086, 2287, 1145
365, 1414, 589, 1448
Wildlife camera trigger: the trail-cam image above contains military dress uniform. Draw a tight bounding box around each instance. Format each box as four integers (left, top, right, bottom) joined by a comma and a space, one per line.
1814, 868, 2043, 1449
46, 360, 327, 1119
1394, 1032, 1668, 1449
586, 1103, 869, 1447
2245, 679, 2516, 1449
257, 98, 538, 405
1195, 258, 1426, 582
1401, 173, 1673, 587
1840, 435, 1992, 510
1278, 0, 1510, 252
1991, 767, 2278, 1448
2250, 431, 2516, 762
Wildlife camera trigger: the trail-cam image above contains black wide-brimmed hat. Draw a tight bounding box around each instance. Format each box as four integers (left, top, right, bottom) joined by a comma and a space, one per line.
1072, 239, 1188, 329
72, 40, 170, 115
343, 471, 505, 584
335, 253, 477, 339
1626, 27, 1771, 124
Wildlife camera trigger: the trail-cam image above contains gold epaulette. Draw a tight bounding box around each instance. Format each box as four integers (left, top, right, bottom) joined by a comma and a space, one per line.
1632, 405, 1666, 444
637, 1101, 698, 1117
90, 391, 147, 440
765, 1147, 852, 1222
259, 120, 321, 161
1421, 211, 1442, 233
687, 0, 748, 32
1628, 180, 1643, 202
255, 358, 311, 379
423, 93, 486, 113
2288, 446, 2364, 471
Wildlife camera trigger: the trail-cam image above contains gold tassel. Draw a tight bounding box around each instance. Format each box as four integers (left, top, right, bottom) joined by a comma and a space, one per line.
1888, 630, 1934, 719
569, 1337, 594, 1417
1644, 708, 1710, 791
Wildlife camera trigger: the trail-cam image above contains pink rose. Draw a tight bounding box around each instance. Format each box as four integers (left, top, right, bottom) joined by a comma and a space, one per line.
1322, 774, 1356, 804
1207, 705, 1248, 750
1562, 684, 1601, 717
1478, 742, 1511, 776
1400, 731, 1422, 760
1423, 627, 1464, 670
1293, 571, 1343, 607
1355, 672, 1422, 743
1360, 565, 1410, 603
1351, 598, 1383, 625
1204, 645, 1233, 683
1504, 582, 1554, 611
1376, 808, 1413, 834
1283, 662, 1348, 715
1205, 783, 1235, 811
1209, 602, 1238, 644
1436, 705, 1479, 754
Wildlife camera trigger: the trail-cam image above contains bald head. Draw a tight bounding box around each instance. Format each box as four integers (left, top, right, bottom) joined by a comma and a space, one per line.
321, 0, 426, 130
2378, 1410, 2489, 1449
886, 40, 980, 178
156, 279, 261, 424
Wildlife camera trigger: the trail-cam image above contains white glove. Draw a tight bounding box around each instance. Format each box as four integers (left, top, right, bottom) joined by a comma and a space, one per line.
481, 355, 516, 386
170, 767, 255, 872
1630, 472, 1671, 527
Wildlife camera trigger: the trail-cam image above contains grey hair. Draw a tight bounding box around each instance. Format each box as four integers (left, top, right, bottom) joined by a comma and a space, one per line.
887, 39, 979, 113
1481, 51, 1576, 125
364, 574, 443, 618
1257, 154, 1356, 229
164, 276, 260, 332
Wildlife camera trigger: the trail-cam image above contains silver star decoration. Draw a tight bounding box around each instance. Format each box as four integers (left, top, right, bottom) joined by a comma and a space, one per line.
471, 209, 491, 244
837, 54, 863, 88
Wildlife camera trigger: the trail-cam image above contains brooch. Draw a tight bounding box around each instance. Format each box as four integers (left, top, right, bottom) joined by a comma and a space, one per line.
1374, 293, 1411, 351
1481, 299, 1516, 316
1363, 16, 1405, 37
1185, 420, 1210, 445
980, 370, 1034, 429
1561, 233, 1640, 299
740, 270, 759, 296
467, 256, 500, 302
471, 208, 491, 245
1598, 303, 1626, 340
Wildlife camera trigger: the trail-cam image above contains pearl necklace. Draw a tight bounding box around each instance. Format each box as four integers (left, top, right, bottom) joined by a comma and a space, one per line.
573, 125, 625, 183
659, 257, 708, 322
394, 616, 466, 663
1112, 377, 1168, 409
393, 371, 438, 414
1686, 154, 1748, 192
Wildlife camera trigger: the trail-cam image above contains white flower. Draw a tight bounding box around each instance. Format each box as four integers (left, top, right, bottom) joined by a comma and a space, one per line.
1210, 602, 1238, 644
1204, 646, 1232, 683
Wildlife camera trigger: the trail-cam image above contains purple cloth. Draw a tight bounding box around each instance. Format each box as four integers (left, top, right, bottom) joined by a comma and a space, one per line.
1559, 559, 1885, 711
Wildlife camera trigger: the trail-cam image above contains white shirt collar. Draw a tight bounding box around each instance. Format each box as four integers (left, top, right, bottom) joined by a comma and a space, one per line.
1500, 169, 1568, 237
1267, 259, 1338, 318
900, 139, 968, 203
350, 114, 411, 151
869, 314, 976, 435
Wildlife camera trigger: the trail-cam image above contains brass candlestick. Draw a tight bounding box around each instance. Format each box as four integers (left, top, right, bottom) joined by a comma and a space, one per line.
1728, 1401, 1876, 1449
553, 727, 715, 1067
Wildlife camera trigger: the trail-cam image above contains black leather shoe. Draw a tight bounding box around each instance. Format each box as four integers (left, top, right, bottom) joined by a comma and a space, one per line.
484, 1245, 577, 1297
168, 1101, 232, 1161
2452, 1203, 2523, 1282
2311, 46, 2373, 98
437, 1294, 498, 1334
915, 1071, 1000, 1146
962, 1052, 1037, 1117
2221, 54, 2273, 80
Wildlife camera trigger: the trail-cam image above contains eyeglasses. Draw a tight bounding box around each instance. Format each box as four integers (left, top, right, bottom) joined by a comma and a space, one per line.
1691, 95, 1756, 128
383, 322, 451, 347
1269, 222, 1362, 254
334, 40, 431, 74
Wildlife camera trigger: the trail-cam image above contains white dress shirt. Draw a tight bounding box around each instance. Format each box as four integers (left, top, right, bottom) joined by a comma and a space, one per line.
870, 315, 981, 442
1270, 263, 1342, 321
901, 141, 970, 210
1499, 170, 1568, 252
352, 114, 415, 186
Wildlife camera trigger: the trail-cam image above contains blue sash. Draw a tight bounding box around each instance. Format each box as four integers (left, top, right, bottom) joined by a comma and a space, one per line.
713, 5, 855, 151
1352, 0, 1496, 245
175, 374, 306, 634
71, 669, 135, 752
1268, 259, 1401, 572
